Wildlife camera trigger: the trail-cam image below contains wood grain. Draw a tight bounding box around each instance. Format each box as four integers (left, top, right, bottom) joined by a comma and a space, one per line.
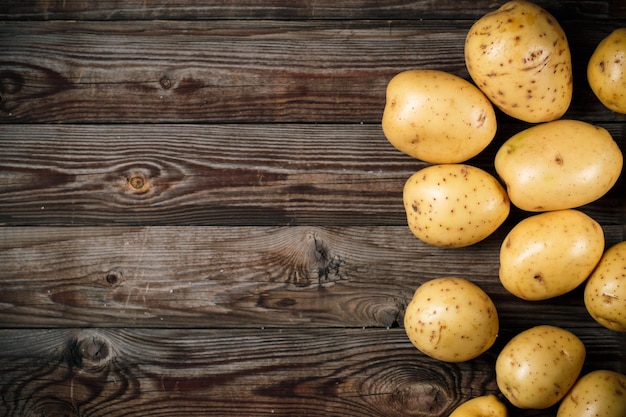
1, 20, 625, 124
0, 124, 624, 226
1, 2, 625, 416
0, 225, 624, 328
0, 328, 622, 417
0, 0, 624, 20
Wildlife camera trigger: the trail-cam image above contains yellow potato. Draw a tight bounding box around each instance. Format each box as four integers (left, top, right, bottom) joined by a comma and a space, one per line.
557, 370, 626, 417
588, 28, 626, 114
449, 395, 508, 417
403, 164, 510, 248
584, 241, 626, 332
496, 325, 585, 409
495, 119, 623, 212
382, 69, 497, 163
404, 277, 499, 362
499, 209, 604, 301
465, 0, 572, 122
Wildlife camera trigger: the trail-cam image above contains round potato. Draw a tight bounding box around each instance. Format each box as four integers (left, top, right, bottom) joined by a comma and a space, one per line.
499, 209, 605, 301
588, 28, 626, 114
496, 325, 585, 409
449, 394, 508, 417
584, 241, 626, 332
495, 119, 623, 212
557, 370, 626, 417
465, 0, 572, 122
382, 69, 497, 163
403, 164, 510, 248
404, 277, 499, 362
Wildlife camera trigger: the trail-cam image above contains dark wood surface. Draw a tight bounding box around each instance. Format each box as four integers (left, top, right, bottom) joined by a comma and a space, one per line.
1, 1, 624, 416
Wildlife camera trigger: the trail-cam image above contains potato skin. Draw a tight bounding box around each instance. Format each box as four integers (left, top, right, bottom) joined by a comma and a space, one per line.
404, 277, 499, 362
465, 0, 572, 122
499, 209, 605, 301
449, 394, 508, 417
557, 370, 626, 417
496, 325, 585, 409
382, 69, 497, 163
494, 119, 623, 212
584, 241, 626, 332
588, 28, 626, 114
403, 164, 509, 248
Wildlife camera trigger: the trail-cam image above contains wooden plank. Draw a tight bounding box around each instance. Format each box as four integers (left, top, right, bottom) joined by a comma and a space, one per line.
1, 20, 625, 124
0, 225, 624, 328
0, 0, 622, 20
0, 328, 623, 417
0, 124, 624, 226
0, 124, 416, 226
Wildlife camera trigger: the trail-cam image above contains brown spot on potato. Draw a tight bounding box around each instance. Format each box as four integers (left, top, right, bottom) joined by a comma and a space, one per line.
554, 153, 563, 165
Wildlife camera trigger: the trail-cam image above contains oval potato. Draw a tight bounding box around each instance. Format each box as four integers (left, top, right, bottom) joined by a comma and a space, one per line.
496, 325, 585, 409
465, 0, 572, 122
584, 241, 626, 332
500, 209, 604, 301
403, 164, 509, 248
404, 277, 499, 362
588, 28, 626, 114
557, 370, 626, 417
382, 69, 497, 163
495, 119, 623, 212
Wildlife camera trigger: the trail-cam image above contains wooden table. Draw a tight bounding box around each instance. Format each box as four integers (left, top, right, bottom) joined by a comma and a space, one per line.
1, 1, 624, 416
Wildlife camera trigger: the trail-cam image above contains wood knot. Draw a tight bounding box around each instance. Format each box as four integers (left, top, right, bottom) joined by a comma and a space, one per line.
105, 270, 122, 285
159, 76, 172, 89
69, 333, 113, 372
126, 172, 151, 193
392, 382, 449, 415
284, 230, 345, 287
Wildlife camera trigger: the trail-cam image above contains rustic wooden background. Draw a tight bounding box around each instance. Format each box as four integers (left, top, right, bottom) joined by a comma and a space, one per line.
0, 1, 624, 416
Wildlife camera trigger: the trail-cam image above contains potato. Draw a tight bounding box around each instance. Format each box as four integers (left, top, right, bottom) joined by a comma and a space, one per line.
465, 0, 572, 122
557, 370, 626, 417
403, 164, 510, 248
495, 119, 623, 212
587, 28, 626, 114
404, 277, 499, 362
496, 325, 585, 409
584, 241, 626, 332
381, 69, 497, 163
449, 394, 508, 417
499, 209, 604, 301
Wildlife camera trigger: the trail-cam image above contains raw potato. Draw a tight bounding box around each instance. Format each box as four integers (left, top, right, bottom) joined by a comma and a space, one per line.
499, 209, 605, 301
496, 325, 585, 409
382, 69, 497, 163
403, 164, 510, 248
404, 277, 499, 362
495, 119, 623, 212
587, 28, 626, 114
465, 0, 572, 122
557, 370, 626, 417
584, 241, 626, 332
449, 395, 508, 417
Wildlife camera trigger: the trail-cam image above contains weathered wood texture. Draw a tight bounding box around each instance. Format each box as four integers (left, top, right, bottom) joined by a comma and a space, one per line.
0, 1, 625, 416
1, 19, 626, 124
0, 124, 624, 226
0, 328, 622, 417
1, 225, 624, 328
1, 0, 625, 20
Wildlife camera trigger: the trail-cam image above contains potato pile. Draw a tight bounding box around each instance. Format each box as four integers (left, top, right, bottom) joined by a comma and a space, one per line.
381, 1, 626, 415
